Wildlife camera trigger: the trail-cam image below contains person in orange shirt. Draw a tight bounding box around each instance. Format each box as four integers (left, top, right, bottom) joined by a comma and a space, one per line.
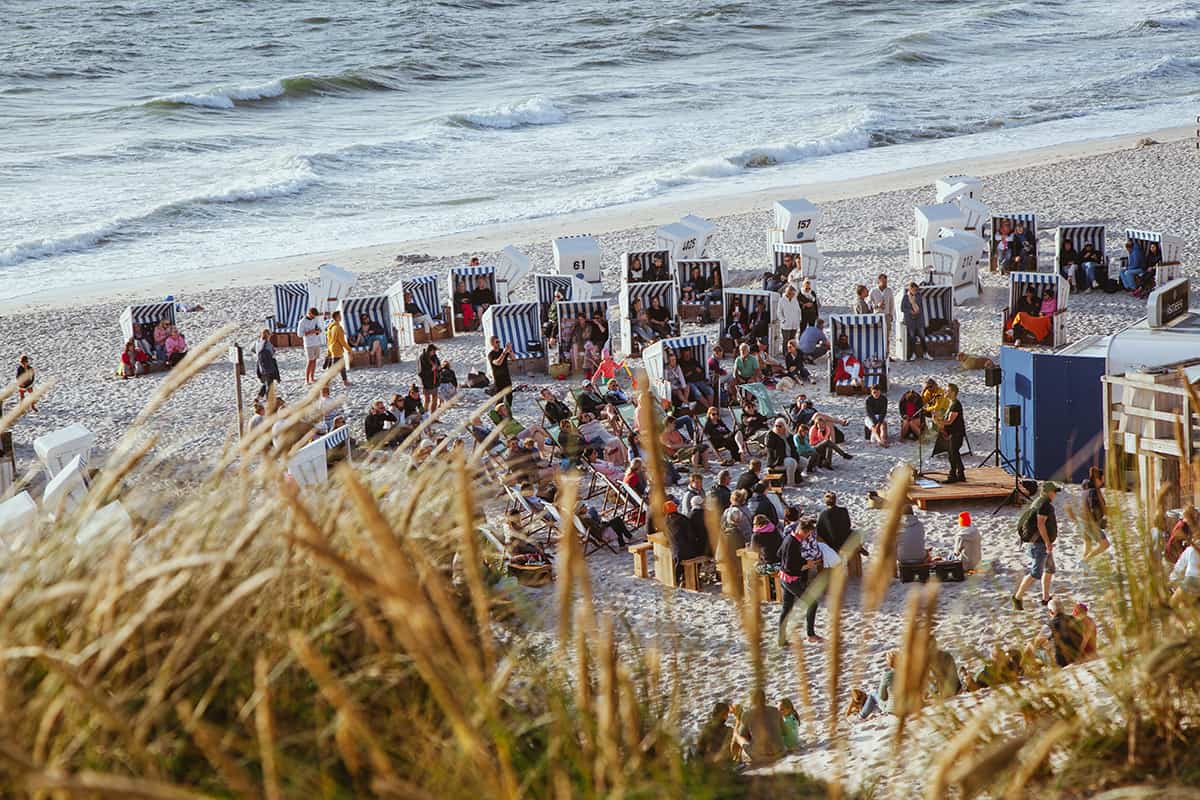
325, 310, 351, 387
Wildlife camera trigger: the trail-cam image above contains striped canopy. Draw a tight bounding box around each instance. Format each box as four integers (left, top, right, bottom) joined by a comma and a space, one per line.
1125, 228, 1163, 244
912, 285, 953, 324
622, 280, 677, 319
340, 295, 394, 349
322, 424, 351, 452
536, 274, 577, 308
829, 313, 888, 389
483, 302, 542, 359
401, 274, 442, 320
1058, 225, 1105, 257
772, 243, 805, 273
643, 334, 710, 396
120, 301, 176, 342
1008, 271, 1067, 310
995, 213, 1036, 224
272, 282, 310, 333
451, 263, 496, 298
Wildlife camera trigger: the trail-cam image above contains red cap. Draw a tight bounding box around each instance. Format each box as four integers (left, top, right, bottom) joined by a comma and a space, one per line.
958, 511, 971, 527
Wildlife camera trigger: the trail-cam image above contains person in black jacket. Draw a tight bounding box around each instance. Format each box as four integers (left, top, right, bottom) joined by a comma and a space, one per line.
665, 500, 701, 583
777, 517, 823, 646
255, 329, 281, 399
709, 469, 733, 515
539, 388, 573, 426
865, 385, 890, 448
750, 516, 783, 564
736, 459, 762, 493
749, 482, 779, 528
363, 399, 398, 445
703, 406, 742, 464
766, 418, 800, 485
1080, 466, 1110, 560
816, 492, 853, 553
419, 343, 441, 414
688, 496, 713, 556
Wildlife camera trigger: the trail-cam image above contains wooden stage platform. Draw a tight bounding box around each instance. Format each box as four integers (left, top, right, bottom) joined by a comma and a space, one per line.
889, 466, 1024, 510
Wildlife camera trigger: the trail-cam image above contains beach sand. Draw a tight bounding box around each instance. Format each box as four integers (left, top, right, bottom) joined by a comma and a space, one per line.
2, 128, 1197, 791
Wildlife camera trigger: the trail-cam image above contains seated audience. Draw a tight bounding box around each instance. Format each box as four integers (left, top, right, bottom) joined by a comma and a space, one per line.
864, 385, 889, 447
897, 388, 924, 441
363, 398, 398, 445
797, 318, 829, 361
816, 492, 853, 553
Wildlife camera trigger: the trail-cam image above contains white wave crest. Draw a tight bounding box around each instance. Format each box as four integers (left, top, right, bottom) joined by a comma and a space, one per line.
149, 79, 287, 109
657, 123, 873, 187
451, 96, 567, 129
0, 160, 316, 268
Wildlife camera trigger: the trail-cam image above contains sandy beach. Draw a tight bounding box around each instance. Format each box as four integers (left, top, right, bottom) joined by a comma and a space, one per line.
2, 129, 1198, 791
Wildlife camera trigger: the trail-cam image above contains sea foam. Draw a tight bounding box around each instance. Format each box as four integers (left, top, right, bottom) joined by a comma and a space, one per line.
449, 97, 567, 129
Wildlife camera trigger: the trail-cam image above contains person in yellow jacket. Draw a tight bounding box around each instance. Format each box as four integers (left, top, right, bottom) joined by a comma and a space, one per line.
325, 310, 351, 386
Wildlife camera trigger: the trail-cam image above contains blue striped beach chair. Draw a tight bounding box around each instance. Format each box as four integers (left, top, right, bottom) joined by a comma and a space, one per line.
990, 213, 1038, 273
339, 295, 398, 369
618, 279, 678, 357
448, 264, 500, 334
675, 258, 724, 321
895, 285, 958, 360
1125, 228, 1184, 284
266, 282, 310, 346
828, 314, 888, 394
1001, 272, 1069, 348
1055, 225, 1106, 279
643, 334, 710, 403
481, 302, 545, 376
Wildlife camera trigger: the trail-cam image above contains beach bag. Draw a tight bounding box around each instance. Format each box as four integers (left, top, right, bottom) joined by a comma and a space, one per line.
467, 370, 490, 389
818, 541, 842, 569
1017, 497, 1044, 543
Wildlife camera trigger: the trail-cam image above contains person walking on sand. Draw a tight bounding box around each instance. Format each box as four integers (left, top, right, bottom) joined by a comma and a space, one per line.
777, 517, 823, 646
325, 310, 351, 387
255, 329, 281, 399
1012, 482, 1060, 610
15, 355, 37, 412
488, 336, 513, 407
297, 307, 324, 384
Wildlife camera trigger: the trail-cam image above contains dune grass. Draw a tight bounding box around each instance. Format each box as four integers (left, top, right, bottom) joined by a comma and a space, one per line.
0, 337, 1198, 798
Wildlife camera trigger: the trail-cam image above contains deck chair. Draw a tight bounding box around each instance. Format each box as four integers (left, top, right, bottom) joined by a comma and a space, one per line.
0, 491, 37, 547
42, 454, 88, 521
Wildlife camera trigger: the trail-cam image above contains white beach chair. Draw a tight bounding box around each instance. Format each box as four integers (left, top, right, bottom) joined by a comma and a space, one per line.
287, 425, 352, 487
680, 214, 717, 258
496, 244, 532, 301
935, 175, 981, 204
928, 230, 985, 304
656, 222, 702, 263
42, 454, 88, 521
894, 285, 958, 360
0, 491, 37, 548
954, 196, 990, 253
317, 263, 357, 315
772, 241, 821, 279
33, 423, 95, 481
76, 499, 133, 546
828, 314, 888, 394
642, 335, 711, 402
618, 280, 679, 358
909, 203, 967, 271
553, 235, 602, 290
771, 198, 821, 243
481, 302, 546, 376
387, 274, 449, 348
720, 287, 781, 356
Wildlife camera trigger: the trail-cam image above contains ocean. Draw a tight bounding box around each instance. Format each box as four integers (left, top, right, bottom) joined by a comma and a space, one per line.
2, 0, 1198, 299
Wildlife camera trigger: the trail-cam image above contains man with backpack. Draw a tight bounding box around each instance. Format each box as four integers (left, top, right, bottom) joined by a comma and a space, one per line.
1011, 482, 1060, 611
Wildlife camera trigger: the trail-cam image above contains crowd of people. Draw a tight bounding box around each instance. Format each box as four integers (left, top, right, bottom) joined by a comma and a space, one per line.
120, 317, 190, 378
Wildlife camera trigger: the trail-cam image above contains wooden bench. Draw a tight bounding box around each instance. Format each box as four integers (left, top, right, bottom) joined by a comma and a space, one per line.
715, 553, 742, 597
763, 472, 785, 494
737, 548, 783, 603
649, 533, 674, 588
681, 556, 713, 591
269, 331, 303, 348
629, 542, 653, 579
